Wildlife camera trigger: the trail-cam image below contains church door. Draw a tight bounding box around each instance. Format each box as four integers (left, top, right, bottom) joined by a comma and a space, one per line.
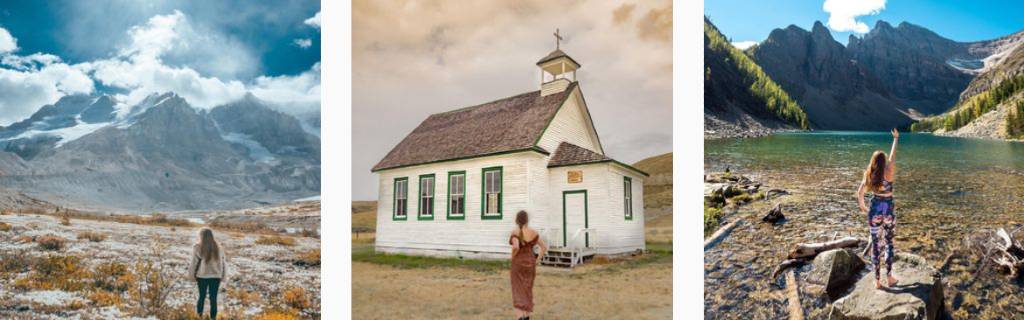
562, 190, 588, 248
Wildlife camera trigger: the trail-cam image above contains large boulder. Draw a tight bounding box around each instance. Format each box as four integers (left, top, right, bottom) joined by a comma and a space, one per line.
829, 253, 944, 320
807, 248, 865, 299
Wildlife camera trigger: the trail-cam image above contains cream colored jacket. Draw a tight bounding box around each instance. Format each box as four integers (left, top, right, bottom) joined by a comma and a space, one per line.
189, 243, 227, 280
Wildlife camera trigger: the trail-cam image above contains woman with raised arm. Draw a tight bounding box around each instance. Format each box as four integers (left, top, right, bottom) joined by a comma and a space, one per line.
856, 129, 900, 289
190, 228, 227, 319
509, 210, 547, 320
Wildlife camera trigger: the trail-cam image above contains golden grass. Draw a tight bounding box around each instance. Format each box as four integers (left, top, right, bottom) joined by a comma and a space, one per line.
77, 231, 108, 242
295, 248, 320, 267
0, 221, 11, 232
254, 311, 300, 320
256, 235, 296, 246
281, 286, 311, 310
36, 235, 67, 251
14, 255, 88, 291
352, 254, 672, 319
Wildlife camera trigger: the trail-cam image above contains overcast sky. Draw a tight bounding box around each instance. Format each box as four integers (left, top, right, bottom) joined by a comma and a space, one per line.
0, 0, 320, 126
352, 0, 673, 200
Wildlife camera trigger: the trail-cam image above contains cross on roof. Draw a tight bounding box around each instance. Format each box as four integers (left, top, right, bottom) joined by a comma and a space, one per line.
554, 28, 563, 50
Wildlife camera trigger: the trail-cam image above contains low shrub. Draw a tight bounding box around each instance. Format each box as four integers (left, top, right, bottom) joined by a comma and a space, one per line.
131, 259, 178, 317
281, 286, 311, 310
0, 250, 33, 275
227, 287, 262, 306
295, 249, 320, 267
88, 290, 123, 307
92, 261, 133, 292
37, 235, 67, 251
60, 215, 71, 226
18, 255, 88, 291
77, 231, 107, 242
254, 310, 300, 320
256, 235, 296, 246
0, 222, 11, 232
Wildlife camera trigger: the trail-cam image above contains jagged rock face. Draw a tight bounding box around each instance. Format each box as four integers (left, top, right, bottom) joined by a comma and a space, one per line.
750, 21, 909, 130
0, 95, 115, 159
0, 93, 320, 211
704, 19, 793, 135
959, 43, 1024, 103
847, 21, 977, 116
210, 94, 321, 161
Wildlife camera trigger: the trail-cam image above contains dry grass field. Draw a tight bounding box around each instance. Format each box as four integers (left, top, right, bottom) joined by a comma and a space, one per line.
351, 243, 671, 319
0, 212, 320, 319
351, 152, 673, 319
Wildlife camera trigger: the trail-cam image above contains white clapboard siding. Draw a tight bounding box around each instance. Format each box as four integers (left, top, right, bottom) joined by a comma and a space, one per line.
603, 165, 646, 253
536, 88, 604, 155
375, 151, 551, 259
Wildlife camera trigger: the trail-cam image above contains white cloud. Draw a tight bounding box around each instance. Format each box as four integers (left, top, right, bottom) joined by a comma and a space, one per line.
293, 38, 313, 48
0, 27, 17, 53
0, 26, 97, 125
0, 10, 319, 126
251, 62, 320, 115
89, 10, 318, 113
304, 11, 321, 29
823, 0, 886, 34
731, 41, 758, 50
0, 61, 95, 125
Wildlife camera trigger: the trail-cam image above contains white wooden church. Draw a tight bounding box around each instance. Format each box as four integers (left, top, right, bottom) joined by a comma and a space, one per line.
372, 34, 647, 265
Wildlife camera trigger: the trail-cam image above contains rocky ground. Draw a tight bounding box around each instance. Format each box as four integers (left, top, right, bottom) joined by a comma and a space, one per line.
703, 168, 1024, 319
0, 211, 321, 319
704, 115, 780, 139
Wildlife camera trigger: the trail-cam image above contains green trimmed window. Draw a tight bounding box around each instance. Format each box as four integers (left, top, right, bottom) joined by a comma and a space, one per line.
418, 174, 435, 220
393, 177, 408, 220
481, 166, 503, 219
624, 176, 633, 220
447, 171, 466, 219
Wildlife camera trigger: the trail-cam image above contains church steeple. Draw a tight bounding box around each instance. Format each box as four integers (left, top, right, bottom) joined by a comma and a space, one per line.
537, 29, 580, 96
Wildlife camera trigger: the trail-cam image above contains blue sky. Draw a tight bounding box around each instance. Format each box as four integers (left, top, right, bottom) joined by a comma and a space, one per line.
0, 1, 321, 125
705, 0, 1024, 46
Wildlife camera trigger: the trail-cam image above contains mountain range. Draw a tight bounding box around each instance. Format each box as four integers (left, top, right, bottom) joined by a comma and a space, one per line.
0, 92, 320, 212
706, 18, 1024, 137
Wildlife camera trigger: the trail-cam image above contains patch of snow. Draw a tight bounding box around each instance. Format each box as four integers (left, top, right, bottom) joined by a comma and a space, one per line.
222, 132, 277, 163
731, 41, 758, 50
18, 290, 84, 306
294, 195, 320, 202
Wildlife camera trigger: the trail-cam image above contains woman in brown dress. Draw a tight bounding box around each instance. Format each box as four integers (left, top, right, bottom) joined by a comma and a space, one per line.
510, 210, 547, 320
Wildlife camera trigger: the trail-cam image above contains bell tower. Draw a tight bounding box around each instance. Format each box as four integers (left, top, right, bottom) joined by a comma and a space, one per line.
537, 29, 580, 96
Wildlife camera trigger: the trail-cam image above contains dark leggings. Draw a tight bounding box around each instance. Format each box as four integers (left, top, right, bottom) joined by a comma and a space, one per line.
197, 278, 220, 319
868, 196, 896, 280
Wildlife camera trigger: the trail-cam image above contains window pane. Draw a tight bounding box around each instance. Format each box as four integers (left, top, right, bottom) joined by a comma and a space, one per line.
487, 193, 498, 213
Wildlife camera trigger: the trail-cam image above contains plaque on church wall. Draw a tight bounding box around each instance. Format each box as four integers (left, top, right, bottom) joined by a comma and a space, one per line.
568, 170, 583, 183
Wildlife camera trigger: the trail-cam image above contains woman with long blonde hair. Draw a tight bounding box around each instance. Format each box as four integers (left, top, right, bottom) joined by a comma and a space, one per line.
190, 228, 227, 319
856, 129, 899, 289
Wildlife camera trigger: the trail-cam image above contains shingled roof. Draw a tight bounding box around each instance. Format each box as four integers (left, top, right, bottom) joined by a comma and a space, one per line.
547, 142, 610, 167
371, 82, 578, 171
536, 49, 581, 67
547, 142, 649, 176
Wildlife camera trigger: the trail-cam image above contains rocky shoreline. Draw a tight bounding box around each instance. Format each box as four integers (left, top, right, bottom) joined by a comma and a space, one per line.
703, 165, 1024, 319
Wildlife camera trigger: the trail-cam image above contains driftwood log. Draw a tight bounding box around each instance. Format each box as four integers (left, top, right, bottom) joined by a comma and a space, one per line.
991, 228, 1024, 277
788, 237, 863, 260
771, 237, 864, 283
704, 219, 741, 250
785, 270, 805, 320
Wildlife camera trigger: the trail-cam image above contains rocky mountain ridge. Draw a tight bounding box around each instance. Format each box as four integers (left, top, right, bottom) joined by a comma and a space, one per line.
0, 92, 320, 211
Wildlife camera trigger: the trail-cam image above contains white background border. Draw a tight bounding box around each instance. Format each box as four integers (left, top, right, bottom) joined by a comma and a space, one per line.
675, 0, 704, 317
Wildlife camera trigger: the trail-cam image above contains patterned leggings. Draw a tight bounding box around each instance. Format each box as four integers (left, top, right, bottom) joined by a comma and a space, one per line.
868, 196, 896, 280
